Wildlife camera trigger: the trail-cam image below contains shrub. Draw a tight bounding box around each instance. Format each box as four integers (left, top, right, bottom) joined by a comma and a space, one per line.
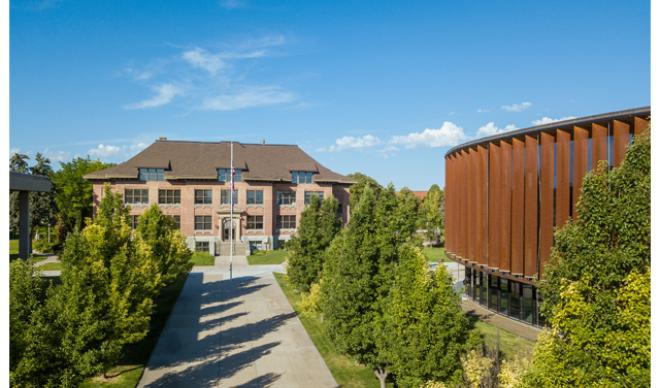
297, 282, 321, 315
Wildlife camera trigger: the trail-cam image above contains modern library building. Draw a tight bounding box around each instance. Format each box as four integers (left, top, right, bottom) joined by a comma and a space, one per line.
443, 107, 650, 325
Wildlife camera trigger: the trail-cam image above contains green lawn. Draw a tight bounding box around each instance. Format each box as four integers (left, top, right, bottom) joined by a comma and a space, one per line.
422, 247, 449, 262
80, 275, 188, 388
248, 249, 288, 265
38, 262, 63, 271
190, 251, 215, 266
474, 320, 535, 359
10, 239, 19, 261
274, 273, 383, 388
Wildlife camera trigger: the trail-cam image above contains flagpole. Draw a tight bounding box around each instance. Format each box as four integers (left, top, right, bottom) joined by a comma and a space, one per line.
230, 141, 234, 280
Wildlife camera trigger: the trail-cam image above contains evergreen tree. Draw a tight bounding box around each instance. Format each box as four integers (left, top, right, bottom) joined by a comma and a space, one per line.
288, 195, 341, 291
29, 153, 56, 238
523, 134, 650, 387
18, 186, 161, 385
51, 157, 113, 240
347, 172, 382, 210
321, 186, 391, 387
136, 204, 192, 286
382, 244, 470, 387
419, 184, 444, 245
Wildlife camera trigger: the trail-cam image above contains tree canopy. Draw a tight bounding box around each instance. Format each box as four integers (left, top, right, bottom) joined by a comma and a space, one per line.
523, 133, 650, 387
51, 157, 113, 239
287, 195, 342, 292
419, 184, 444, 245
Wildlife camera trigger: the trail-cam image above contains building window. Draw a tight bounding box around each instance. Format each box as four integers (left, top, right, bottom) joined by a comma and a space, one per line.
195, 241, 209, 252
221, 189, 238, 205
170, 215, 180, 229
139, 168, 164, 181
195, 189, 212, 204
277, 190, 295, 206
277, 215, 296, 229
130, 215, 139, 229
158, 189, 180, 204
304, 191, 324, 204
247, 190, 263, 205
218, 168, 242, 182
247, 215, 264, 230
291, 170, 313, 184
125, 189, 149, 205
194, 215, 212, 230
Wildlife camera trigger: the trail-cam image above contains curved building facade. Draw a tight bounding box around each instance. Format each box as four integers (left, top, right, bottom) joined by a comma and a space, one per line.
444, 107, 650, 325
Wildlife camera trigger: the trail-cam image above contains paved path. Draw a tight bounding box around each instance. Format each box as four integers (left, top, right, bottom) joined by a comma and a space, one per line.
138, 256, 337, 388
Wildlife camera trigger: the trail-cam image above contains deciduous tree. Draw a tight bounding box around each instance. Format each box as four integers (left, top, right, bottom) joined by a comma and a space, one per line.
288, 195, 341, 291
523, 134, 650, 387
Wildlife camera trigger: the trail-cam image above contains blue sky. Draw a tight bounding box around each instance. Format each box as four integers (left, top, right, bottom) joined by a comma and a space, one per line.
10, 0, 649, 189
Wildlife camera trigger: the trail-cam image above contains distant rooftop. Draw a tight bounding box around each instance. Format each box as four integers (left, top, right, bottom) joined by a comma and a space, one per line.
84, 139, 353, 184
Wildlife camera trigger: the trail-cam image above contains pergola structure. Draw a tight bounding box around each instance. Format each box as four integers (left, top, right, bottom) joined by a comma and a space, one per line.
10, 172, 53, 259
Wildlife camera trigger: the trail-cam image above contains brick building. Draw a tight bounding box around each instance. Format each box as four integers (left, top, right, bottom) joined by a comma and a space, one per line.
84, 139, 352, 255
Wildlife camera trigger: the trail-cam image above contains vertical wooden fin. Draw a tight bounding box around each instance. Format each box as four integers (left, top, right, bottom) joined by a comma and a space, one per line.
634, 116, 650, 136
592, 123, 608, 169
476, 146, 488, 264
539, 132, 555, 278
612, 120, 630, 167
488, 142, 501, 269
524, 135, 538, 278
499, 141, 512, 272
572, 126, 589, 217
555, 129, 571, 228
510, 138, 525, 276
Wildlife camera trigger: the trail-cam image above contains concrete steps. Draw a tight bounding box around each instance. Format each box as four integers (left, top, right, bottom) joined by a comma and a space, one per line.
216, 241, 247, 256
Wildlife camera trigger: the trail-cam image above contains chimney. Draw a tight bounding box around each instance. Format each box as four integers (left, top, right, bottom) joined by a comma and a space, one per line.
158, 137, 167, 141
262, 139, 266, 144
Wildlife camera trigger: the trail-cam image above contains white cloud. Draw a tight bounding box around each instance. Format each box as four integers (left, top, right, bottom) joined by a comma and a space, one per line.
87, 141, 149, 160
201, 87, 295, 111
502, 101, 532, 112
476, 122, 518, 138
43, 149, 72, 163
88, 144, 122, 158
531, 116, 576, 125
477, 108, 490, 113
182, 47, 226, 75
321, 135, 381, 152
124, 83, 181, 110
390, 122, 466, 149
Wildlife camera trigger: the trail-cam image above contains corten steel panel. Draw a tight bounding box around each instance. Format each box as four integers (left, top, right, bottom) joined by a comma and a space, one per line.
555, 129, 571, 228
488, 142, 501, 269
444, 156, 451, 253
455, 153, 462, 257
634, 116, 650, 136
477, 146, 489, 263
539, 132, 555, 278
499, 141, 512, 272
466, 149, 477, 261
449, 155, 455, 253
612, 120, 630, 167
511, 138, 525, 275
524, 135, 538, 278
473, 148, 482, 264
592, 123, 608, 169
460, 151, 469, 258
572, 126, 589, 217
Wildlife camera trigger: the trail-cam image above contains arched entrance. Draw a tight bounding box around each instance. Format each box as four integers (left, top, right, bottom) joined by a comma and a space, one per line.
222, 218, 237, 241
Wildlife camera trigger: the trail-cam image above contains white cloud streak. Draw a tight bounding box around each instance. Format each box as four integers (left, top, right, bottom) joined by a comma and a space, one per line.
201, 87, 295, 111
87, 141, 149, 160
321, 135, 381, 152
502, 101, 532, 112
124, 83, 182, 110
390, 122, 466, 149
182, 48, 226, 75
476, 122, 518, 138
531, 116, 576, 125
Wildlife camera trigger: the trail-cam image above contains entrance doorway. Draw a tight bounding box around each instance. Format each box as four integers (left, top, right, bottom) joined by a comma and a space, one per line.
222, 218, 237, 241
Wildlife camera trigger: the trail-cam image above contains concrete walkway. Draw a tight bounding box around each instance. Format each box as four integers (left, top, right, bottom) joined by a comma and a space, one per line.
139, 256, 337, 388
